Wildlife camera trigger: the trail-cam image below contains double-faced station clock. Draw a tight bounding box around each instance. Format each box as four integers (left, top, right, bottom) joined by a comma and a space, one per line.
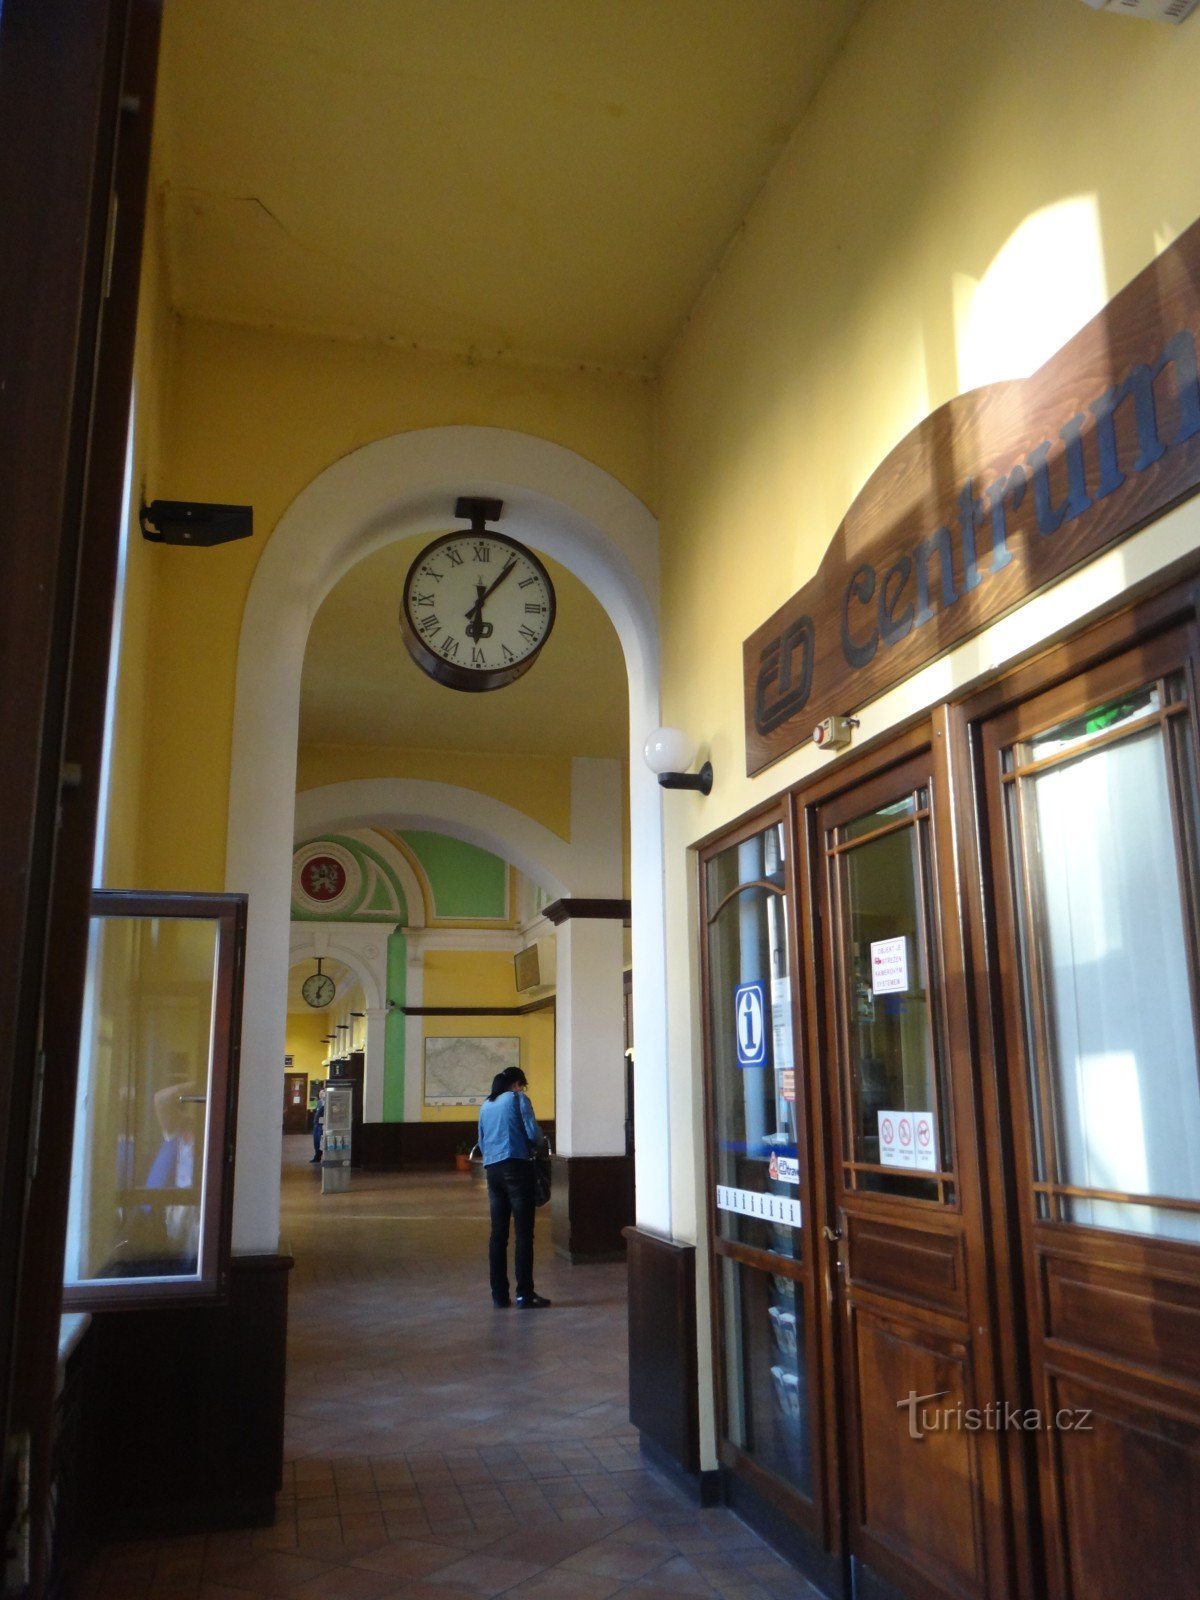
399, 498, 556, 692
301, 957, 335, 1009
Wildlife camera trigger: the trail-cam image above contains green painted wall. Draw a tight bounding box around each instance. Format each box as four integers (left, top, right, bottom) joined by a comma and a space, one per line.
399, 830, 507, 919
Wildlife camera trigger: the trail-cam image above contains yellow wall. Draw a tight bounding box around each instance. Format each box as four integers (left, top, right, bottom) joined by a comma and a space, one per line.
127, 316, 654, 890
284, 1007, 329, 1084
658, 0, 1200, 838
297, 744, 576, 843
418, 949, 555, 1124
100, 185, 177, 887
653, 0, 1200, 1463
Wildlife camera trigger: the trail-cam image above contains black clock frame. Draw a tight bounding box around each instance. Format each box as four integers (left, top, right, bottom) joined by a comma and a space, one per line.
399, 529, 557, 693
301, 957, 335, 1009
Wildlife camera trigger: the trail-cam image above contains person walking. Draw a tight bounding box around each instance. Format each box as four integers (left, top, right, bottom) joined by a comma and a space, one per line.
477, 1067, 550, 1308
310, 1085, 326, 1164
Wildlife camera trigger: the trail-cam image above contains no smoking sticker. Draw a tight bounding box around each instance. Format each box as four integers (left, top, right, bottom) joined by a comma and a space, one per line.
878, 1108, 937, 1172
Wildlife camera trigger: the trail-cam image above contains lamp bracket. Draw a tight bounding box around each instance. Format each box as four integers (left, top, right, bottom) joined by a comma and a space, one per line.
657, 761, 713, 796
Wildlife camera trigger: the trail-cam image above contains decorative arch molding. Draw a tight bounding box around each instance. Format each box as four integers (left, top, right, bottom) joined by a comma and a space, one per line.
373, 831, 431, 927
292, 826, 430, 928
294, 779, 576, 900
287, 924, 387, 1013
225, 425, 670, 1253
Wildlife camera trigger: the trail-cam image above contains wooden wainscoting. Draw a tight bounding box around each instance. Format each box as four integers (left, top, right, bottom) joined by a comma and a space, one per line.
550, 1154, 633, 1262
76, 1252, 293, 1541
360, 1120, 557, 1168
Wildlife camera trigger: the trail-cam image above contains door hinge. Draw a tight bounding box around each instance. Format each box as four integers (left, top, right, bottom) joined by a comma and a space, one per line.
3, 1430, 31, 1591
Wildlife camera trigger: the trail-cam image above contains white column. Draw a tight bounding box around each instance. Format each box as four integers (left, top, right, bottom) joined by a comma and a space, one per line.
554, 916, 627, 1157
403, 935, 425, 1123
363, 1007, 388, 1121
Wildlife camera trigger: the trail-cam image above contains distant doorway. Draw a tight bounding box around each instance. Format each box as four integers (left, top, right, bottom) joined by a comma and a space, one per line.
283, 1071, 309, 1134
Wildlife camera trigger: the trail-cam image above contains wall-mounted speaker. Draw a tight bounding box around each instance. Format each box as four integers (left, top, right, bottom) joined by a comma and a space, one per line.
139, 500, 253, 546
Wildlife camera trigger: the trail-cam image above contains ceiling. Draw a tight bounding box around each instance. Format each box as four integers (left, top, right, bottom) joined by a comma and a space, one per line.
154, 0, 865, 373
300, 536, 628, 756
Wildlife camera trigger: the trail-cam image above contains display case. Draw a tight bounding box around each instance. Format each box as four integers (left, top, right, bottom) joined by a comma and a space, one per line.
63, 891, 247, 1308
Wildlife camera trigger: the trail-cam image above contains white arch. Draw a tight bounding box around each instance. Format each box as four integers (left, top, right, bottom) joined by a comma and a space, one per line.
226, 426, 669, 1252
295, 779, 580, 901
286, 927, 385, 1012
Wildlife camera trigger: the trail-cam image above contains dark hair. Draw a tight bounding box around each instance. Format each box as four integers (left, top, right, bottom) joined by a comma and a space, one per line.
486, 1066, 526, 1102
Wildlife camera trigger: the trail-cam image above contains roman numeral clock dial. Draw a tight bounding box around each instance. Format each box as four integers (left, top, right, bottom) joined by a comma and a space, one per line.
399, 509, 556, 693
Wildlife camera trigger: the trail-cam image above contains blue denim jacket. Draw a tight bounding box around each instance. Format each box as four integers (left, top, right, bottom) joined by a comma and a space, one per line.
478, 1090, 541, 1165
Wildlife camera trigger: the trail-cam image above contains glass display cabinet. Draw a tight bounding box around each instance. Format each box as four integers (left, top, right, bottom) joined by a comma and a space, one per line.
63, 891, 247, 1308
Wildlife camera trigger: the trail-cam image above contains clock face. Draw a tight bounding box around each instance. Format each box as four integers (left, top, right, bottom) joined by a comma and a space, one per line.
400, 531, 556, 692
301, 972, 336, 1008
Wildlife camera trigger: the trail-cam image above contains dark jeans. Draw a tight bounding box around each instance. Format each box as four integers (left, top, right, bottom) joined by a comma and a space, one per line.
486, 1158, 536, 1301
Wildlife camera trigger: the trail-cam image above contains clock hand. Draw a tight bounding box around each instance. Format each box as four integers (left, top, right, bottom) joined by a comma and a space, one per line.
465, 583, 493, 642
478, 556, 517, 605
464, 558, 517, 620
465, 560, 516, 639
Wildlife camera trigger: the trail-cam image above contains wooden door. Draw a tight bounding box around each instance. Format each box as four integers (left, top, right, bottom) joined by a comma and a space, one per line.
700, 808, 842, 1592
283, 1071, 309, 1134
976, 621, 1200, 1600
807, 733, 1015, 1600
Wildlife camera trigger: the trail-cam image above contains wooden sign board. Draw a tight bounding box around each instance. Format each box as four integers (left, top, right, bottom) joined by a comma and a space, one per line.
744, 216, 1200, 775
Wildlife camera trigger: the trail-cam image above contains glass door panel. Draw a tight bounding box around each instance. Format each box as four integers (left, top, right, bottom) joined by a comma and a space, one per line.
829, 783, 953, 1202
706, 822, 803, 1259
1005, 673, 1200, 1242
720, 1257, 814, 1499
703, 814, 821, 1520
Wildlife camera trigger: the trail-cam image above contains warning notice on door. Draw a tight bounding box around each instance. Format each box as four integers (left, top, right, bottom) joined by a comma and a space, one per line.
878, 1109, 937, 1172
771, 975, 794, 1074
870, 936, 909, 994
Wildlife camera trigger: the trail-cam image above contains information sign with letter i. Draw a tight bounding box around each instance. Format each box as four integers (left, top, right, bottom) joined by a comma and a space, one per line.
734, 981, 768, 1068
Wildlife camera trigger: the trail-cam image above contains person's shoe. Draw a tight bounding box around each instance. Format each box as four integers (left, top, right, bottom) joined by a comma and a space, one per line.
516, 1293, 551, 1309
309, 1155, 321, 1164
492, 1297, 511, 1308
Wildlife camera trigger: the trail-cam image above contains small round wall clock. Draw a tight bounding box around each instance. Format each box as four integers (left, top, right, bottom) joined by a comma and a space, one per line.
399, 500, 556, 692
301, 958, 335, 1009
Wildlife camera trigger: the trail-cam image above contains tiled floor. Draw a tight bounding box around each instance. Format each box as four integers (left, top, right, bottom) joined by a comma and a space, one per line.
82, 1139, 822, 1599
